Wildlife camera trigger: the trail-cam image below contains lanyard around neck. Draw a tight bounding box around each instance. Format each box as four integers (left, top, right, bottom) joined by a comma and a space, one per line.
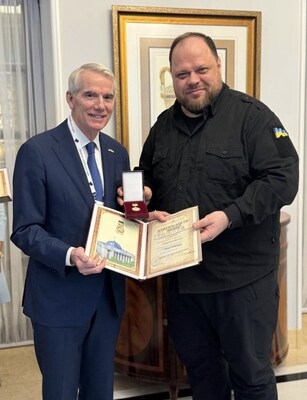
67, 116, 102, 203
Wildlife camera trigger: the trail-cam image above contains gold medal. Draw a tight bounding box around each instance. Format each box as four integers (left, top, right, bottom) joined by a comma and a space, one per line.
132, 203, 141, 212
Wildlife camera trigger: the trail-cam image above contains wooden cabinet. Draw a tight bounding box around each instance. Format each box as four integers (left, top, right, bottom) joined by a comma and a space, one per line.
271, 212, 290, 365
115, 212, 290, 399
115, 276, 185, 399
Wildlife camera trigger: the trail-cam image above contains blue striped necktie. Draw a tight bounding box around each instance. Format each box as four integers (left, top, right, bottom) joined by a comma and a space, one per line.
86, 142, 103, 201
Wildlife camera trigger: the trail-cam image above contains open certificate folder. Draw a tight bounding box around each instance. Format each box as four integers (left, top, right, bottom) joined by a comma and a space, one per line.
85, 204, 202, 280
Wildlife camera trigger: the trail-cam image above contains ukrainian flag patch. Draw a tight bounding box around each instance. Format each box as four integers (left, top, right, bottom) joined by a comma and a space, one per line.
273, 127, 289, 138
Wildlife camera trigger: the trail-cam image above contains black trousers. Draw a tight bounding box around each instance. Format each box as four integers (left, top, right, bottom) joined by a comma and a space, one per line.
166, 270, 279, 400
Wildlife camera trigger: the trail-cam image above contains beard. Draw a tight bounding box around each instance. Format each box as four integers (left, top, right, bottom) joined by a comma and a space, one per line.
178, 91, 216, 115
175, 82, 222, 115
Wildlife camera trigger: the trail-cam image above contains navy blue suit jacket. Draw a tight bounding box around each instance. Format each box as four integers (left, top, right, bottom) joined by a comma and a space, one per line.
11, 120, 130, 326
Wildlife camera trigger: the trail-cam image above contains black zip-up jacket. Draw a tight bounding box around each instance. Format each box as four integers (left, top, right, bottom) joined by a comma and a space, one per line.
139, 84, 299, 293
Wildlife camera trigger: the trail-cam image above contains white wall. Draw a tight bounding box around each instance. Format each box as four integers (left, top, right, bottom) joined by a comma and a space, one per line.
40, 0, 306, 329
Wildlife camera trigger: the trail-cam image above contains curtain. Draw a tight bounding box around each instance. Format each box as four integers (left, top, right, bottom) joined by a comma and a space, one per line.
0, 0, 46, 346
303, 31, 307, 313
303, 172, 307, 311
303, 247, 307, 311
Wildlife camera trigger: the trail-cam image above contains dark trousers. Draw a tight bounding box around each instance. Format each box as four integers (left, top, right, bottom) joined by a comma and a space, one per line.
32, 281, 123, 400
166, 270, 279, 400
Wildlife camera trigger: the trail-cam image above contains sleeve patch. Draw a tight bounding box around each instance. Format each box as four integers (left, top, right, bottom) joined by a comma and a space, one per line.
273, 127, 289, 138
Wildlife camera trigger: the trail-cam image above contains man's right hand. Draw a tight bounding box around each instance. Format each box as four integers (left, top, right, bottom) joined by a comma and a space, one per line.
70, 247, 106, 275
117, 185, 152, 206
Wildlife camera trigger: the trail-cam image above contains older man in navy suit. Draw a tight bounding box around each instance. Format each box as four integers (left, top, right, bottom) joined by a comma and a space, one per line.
11, 63, 130, 400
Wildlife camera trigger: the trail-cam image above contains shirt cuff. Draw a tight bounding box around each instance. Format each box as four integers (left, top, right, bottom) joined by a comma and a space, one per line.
223, 203, 242, 229
66, 247, 75, 266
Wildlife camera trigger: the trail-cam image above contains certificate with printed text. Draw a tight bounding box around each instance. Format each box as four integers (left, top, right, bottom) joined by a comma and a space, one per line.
85, 204, 202, 280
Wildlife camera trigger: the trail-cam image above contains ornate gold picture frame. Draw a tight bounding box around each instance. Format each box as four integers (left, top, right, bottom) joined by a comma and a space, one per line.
112, 6, 261, 168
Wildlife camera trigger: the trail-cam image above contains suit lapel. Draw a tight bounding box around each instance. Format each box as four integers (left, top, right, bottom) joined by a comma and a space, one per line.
50, 122, 94, 208
99, 134, 116, 204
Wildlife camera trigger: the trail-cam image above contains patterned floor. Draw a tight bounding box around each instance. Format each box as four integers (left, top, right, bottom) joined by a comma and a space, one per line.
0, 319, 306, 400
113, 364, 307, 399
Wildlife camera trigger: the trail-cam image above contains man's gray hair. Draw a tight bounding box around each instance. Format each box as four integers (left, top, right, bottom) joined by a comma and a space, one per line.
68, 63, 117, 95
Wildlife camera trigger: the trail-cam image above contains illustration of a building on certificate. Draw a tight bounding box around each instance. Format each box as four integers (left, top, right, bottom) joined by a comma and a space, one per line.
85, 204, 202, 280
96, 239, 135, 267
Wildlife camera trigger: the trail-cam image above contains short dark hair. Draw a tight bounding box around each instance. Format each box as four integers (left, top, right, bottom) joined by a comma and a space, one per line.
169, 32, 219, 65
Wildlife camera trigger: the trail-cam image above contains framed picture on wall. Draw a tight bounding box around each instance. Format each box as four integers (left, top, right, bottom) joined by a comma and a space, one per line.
0, 168, 12, 203
112, 6, 261, 168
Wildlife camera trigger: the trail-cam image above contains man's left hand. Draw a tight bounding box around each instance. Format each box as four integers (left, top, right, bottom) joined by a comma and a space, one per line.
193, 211, 229, 243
